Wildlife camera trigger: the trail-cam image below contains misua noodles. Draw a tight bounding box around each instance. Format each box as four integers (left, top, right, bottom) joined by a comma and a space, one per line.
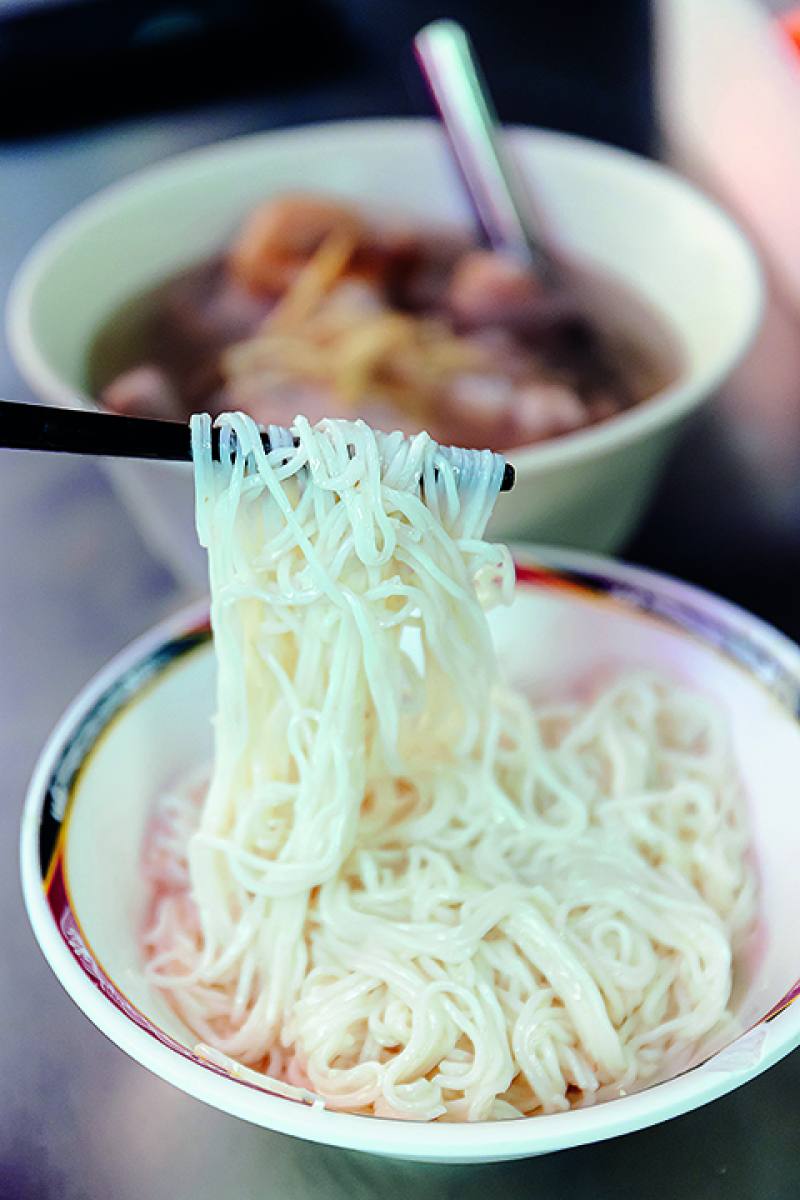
142, 413, 755, 1121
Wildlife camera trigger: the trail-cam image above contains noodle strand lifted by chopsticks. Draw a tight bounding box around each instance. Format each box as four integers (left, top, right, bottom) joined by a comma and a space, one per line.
143, 414, 755, 1121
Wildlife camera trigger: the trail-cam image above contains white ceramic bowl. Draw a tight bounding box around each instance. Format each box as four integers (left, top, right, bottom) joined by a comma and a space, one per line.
7, 120, 762, 584
21, 546, 800, 1163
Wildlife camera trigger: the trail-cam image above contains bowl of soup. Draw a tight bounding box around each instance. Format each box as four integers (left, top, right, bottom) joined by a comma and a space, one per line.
7, 119, 762, 583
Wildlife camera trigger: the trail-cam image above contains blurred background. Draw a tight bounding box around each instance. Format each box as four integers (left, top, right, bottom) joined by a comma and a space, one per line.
4, 1, 800, 1197
0, 0, 656, 142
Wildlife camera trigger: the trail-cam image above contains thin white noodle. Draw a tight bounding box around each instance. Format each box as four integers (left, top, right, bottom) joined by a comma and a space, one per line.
142, 413, 755, 1121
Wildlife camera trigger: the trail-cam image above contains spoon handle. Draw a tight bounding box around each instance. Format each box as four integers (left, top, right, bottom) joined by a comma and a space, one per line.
414, 19, 553, 279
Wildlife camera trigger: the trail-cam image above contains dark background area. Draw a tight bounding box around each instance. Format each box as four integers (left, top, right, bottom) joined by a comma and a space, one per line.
0, 0, 656, 151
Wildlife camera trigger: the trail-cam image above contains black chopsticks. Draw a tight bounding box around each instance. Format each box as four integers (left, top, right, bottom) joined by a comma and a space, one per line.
0, 401, 515, 492
2, 400, 200, 462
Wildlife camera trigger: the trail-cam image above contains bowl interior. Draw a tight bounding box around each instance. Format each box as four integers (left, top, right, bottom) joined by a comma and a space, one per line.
10, 120, 760, 418
25, 551, 800, 1157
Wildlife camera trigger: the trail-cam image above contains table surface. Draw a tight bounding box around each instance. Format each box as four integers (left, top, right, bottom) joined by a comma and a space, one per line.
3, 101, 800, 1200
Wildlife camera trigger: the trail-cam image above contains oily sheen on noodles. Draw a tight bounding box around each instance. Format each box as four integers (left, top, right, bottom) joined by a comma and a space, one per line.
143, 413, 755, 1122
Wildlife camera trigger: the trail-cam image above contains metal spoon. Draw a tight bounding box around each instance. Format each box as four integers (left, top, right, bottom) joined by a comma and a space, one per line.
413, 18, 557, 283
413, 20, 653, 405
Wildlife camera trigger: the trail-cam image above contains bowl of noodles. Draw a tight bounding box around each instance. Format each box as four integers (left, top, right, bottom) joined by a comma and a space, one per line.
20, 415, 800, 1162
7, 119, 762, 583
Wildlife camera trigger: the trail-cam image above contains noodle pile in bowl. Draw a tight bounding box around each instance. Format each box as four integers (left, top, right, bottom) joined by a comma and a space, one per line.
143, 413, 755, 1121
